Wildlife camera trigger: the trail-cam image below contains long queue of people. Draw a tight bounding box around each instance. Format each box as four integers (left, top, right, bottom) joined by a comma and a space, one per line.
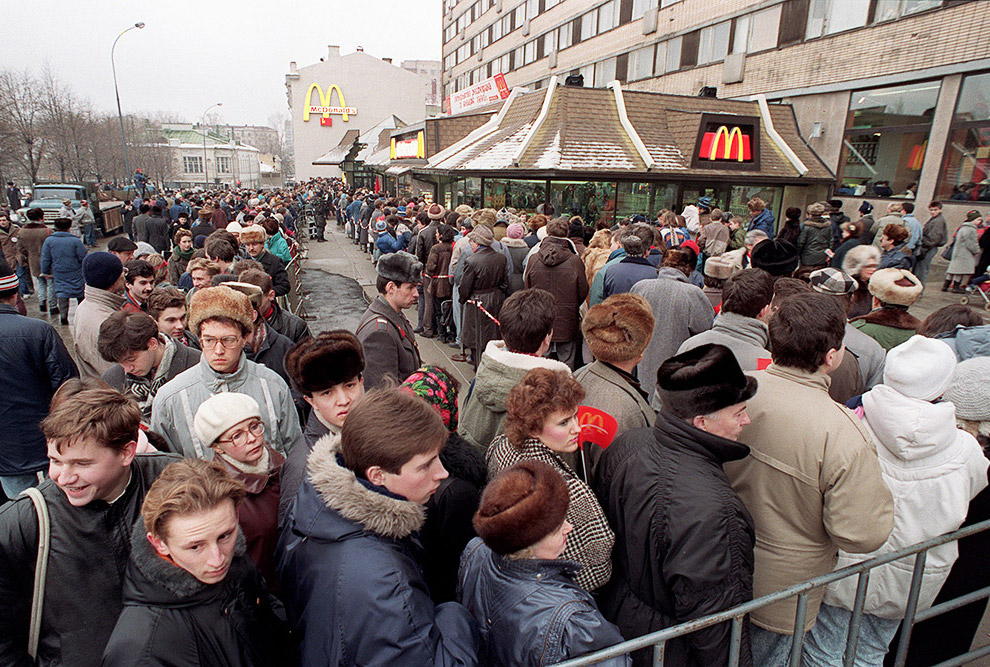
1, 181, 990, 667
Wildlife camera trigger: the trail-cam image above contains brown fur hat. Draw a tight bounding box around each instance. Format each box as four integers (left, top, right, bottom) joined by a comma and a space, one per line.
188, 286, 254, 335
473, 460, 569, 555
582, 293, 655, 363
239, 224, 267, 244
284, 330, 365, 394
868, 268, 923, 307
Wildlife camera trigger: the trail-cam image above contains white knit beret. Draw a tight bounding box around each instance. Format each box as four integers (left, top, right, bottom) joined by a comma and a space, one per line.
193, 392, 262, 446
944, 357, 990, 421
884, 335, 957, 401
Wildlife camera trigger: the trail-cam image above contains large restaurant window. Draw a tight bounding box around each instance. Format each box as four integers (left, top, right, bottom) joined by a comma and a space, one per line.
837, 81, 940, 198
728, 185, 782, 220
937, 72, 990, 203
483, 178, 546, 212
615, 182, 651, 220
551, 181, 616, 226
441, 176, 482, 209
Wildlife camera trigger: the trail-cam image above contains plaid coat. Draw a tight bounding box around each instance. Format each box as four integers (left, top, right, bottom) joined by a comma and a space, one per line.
487, 435, 614, 592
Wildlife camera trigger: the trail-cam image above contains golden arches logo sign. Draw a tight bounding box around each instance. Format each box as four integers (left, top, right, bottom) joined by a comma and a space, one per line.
699, 126, 752, 162
303, 84, 357, 123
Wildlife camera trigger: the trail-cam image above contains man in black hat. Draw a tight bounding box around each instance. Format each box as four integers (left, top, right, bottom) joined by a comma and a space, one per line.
355, 251, 422, 389
595, 343, 757, 666
107, 236, 138, 266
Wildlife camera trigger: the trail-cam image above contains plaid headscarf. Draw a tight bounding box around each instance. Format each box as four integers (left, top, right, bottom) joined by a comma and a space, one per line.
400, 365, 459, 432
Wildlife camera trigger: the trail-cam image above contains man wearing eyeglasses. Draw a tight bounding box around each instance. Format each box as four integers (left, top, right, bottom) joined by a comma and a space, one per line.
150, 285, 303, 460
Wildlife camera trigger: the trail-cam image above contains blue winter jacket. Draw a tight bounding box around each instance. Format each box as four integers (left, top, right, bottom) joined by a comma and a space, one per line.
0, 304, 78, 474
376, 230, 408, 254
40, 231, 86, 298
276, 433, 479, 667
458, 538, 629, 667
747, 209, 775, 236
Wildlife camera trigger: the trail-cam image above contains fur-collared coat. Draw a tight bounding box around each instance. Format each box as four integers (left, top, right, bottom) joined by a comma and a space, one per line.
276, 433, 479, 666
850, 307, 921, 351
103, 525, 290, 666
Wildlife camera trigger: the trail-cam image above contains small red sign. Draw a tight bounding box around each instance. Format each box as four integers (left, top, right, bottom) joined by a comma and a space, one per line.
578, 406, 619, 451
320, 117, 332, 127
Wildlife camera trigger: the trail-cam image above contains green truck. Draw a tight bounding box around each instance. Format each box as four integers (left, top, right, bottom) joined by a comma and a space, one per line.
15, 182, 125, 235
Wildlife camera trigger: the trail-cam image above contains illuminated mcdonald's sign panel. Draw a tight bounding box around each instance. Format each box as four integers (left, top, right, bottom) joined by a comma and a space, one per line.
691, 114, 760, 170
303, 84, 357, 123
391, 131, 425, 160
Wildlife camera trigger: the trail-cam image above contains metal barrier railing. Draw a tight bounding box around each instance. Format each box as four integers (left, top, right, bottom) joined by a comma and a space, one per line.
553, 518, 990, 667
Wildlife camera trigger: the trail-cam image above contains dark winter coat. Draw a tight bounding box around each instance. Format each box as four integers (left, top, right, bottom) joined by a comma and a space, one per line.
276, 433, 480, 666
603, 255, 658, 298
0, 454, 175, 667
525, 236, 590, 342
278, 411, 333, 526
214, 448, 285, 593
458, 538, 629, 667
747, 208, 775, 236
502, 238, 530, 294
102, 526, 290, 667
796, 217, 834, 267
426, 242, 454, 299
422, 432, 487, 603
594, 412, 756, 667
189, 222, 215, 241
459, 246, 508, 353
39, 231, 86, 298
247, 322, 295, 390
143, 215, 171, 254
265, 300, 311, 343
356, 295, 421, 389
0, 304, 78, 474
250, 249, 291, 296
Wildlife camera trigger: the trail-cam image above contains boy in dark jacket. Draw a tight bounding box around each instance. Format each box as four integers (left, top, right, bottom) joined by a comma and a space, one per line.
276, 388, 479, 666
595, 344, 758, 667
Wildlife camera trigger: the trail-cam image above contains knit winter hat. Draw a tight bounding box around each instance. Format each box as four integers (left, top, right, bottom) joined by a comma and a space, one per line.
468, 225, 494, 247
82, 252, 124, 289
506, 222, 525, 239
193, 392, 262, 447
427, 203, 445, 220
582, 293, 655, 364
400, 365, 459, 432
375, 219, 388, 231
226, 221, 244, 234
188, 285, 254, 335
859, 201, 874, 215
473, 460, 569, 555
944, 357, 990, 421
496, 208, 511, 223
285, 330, 364, 394
884, 335, 957, 401
134, 242, 156, 258
239, 224, 267, 244
454, 204, 474, 217
868, 268, 923, 307
966, 210, 982, 222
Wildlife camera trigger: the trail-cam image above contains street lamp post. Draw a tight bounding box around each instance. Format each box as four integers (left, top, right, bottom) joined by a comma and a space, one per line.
201, 103, 222, 187
111, 22, 145, 181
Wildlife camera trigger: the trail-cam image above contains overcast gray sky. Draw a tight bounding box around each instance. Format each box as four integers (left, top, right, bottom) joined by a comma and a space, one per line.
1, 0, 441, 127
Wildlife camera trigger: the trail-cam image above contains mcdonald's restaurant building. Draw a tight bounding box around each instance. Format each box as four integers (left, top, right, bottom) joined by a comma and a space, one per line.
285, 46, 435, 181
377, 80, 833, 223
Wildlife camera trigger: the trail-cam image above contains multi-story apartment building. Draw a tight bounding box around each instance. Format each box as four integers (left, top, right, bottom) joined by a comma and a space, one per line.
441, 0, 990, 219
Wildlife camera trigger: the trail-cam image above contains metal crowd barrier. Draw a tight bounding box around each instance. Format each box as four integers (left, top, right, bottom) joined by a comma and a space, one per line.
553, 518, 990, 667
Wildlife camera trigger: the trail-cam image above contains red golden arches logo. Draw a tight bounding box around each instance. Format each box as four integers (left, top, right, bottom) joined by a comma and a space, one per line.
699, 125, 753, 162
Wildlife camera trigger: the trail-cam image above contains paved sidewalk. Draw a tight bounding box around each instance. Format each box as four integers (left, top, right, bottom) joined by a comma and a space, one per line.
298, 224, 479, 390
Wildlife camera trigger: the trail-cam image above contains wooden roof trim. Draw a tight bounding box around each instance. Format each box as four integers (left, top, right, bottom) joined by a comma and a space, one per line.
756, 94, 808, 177
512, 76, 558, 168
608, 81, 656, 171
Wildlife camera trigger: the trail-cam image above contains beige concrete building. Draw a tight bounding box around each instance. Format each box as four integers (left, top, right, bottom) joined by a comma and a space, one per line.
442, 0, 990, 222
285, 47, 436, 181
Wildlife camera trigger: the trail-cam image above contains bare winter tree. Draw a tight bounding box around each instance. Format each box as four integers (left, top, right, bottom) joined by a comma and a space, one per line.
0, 69, 48, 183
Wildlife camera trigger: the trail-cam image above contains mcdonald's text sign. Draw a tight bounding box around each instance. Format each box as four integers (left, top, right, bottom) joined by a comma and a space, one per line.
303, 84, 357, 123
691, 114, 760, 170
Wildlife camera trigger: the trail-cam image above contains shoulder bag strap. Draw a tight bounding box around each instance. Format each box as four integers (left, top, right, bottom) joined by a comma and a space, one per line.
19, 486, 50, 661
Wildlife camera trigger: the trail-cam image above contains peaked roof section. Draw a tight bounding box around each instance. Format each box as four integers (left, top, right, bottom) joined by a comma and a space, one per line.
313, 129, 361, 165
355, 115, 405, 163
427, 85, 832, 181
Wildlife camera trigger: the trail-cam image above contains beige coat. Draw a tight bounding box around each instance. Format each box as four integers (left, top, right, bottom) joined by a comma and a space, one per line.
723, 364, 894, 634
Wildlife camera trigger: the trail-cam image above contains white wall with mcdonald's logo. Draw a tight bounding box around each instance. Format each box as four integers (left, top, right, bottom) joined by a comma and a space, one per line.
285, 46, 434, 180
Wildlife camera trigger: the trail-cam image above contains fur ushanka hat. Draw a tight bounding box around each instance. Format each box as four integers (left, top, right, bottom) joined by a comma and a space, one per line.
377, 251, 423, 284
284, 330, 365, 394
868, 268, 923, 307
473, 460, 569, 555
188, 285, 254, 335
582, 293, 655, 364
239, 224, 267, 244
656, 343, 758, 420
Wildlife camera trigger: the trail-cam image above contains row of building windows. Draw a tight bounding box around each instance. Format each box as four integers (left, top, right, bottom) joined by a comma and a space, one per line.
181, 155, 234, 175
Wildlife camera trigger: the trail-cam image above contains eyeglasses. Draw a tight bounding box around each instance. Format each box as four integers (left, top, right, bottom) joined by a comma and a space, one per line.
201, 335, 242, 349
216, 420, 265, 447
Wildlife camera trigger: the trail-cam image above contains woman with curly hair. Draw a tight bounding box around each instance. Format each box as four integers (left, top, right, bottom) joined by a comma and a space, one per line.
486, 367, 614, 592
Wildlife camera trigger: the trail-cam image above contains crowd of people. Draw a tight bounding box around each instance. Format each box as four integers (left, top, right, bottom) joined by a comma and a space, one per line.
0, 177, 989, 667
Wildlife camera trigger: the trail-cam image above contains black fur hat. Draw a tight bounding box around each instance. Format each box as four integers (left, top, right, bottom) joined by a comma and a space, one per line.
657, 343, 758, 420
284, 330, 365, 394
377, 251, 422, 284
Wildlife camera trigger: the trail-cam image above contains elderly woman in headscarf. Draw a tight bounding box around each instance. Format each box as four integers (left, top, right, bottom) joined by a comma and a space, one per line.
400, 365, 487, 603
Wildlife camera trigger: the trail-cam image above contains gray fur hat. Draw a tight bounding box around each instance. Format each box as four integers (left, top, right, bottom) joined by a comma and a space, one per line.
376, 251, 423, 284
